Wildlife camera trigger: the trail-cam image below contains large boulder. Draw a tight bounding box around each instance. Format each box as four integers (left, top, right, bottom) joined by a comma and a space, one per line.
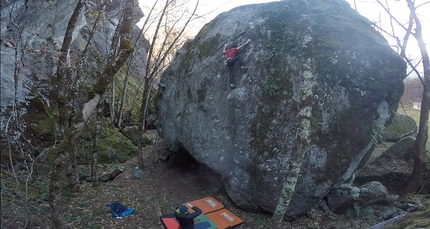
156, 0, 406, 217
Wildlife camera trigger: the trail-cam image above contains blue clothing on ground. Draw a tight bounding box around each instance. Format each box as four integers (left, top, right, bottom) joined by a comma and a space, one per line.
106, 202, 135, 218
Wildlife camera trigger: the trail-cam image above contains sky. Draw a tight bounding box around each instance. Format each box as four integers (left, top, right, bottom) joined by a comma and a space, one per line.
138, 0, 429, 75
345, 0, 429, 73
137, 0, 278, 32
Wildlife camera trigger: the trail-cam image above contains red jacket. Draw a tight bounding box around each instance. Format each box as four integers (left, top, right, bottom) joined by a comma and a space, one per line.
225, 48, 238, 60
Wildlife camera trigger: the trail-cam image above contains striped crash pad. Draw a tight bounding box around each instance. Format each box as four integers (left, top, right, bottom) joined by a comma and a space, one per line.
160, 196, 243, 229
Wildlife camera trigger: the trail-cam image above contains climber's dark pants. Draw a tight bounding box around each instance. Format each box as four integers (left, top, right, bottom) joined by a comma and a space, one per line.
226, 55, 244, 85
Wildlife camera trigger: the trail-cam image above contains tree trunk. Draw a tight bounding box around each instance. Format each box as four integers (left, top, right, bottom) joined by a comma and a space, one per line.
92, 106, 102, 184
117, 58, 131, 128
54, 0, 85, 137
110, 80, 116, 123
402, 0, 429, 194
272, 5, 314, 224
48, 0, 134, 227
138, 76, 150, 167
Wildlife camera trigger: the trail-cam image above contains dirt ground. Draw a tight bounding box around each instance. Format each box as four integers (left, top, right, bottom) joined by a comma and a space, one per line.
67, 143, 381, 229
2, 142, 382, 229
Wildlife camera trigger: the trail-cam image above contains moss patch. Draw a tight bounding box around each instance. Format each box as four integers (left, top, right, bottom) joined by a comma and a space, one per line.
121, 127, 158, 146
21, 97, 57, 144
390, 201, 430, 229
198, 34, 221, 59
77, 118, 137, 164
383, 112, 417, 142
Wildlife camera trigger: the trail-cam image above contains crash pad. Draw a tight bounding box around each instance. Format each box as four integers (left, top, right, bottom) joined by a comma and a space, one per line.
160, 213, 179, 229
160, 213, 217, 229
206, 209, 243, 229
186, 196, 224, 214
162, 197, 243, 229
194, 221, 215, 229
195, 214, 217, 229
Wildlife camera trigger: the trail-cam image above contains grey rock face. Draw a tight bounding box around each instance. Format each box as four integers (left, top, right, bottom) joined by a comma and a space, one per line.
1, 0, 148, 144
156, 0, 406, 216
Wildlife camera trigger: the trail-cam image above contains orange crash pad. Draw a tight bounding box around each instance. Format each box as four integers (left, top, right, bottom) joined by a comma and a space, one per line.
163, 196, 243, 229
186, 196, 224, 214
206, 209, 243, 229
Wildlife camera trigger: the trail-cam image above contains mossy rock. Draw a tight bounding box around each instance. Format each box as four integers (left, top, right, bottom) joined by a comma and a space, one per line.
121, 126, 140, 145
96, 131, 137, 164
380, 136, 415, 160
383, 113, 417, 142
76, 118, 138, 164
121, 127, 158, 146
21, 98, 57, 144
389, 200, 430, 229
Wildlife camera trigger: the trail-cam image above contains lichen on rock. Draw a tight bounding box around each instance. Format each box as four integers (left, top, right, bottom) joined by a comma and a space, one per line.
157, 0, 406, 217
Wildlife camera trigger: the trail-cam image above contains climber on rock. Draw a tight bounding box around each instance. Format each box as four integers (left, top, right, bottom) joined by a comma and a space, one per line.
223, 39, 251, 89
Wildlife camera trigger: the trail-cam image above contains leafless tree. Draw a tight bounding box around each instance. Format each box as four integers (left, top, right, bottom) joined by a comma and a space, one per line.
47, 0, 135, 227
137, 0, 200, 166
1, 1, 49, 227
53, 0, 86, 137
372, 0, 429, 194
401, 77, 424, 104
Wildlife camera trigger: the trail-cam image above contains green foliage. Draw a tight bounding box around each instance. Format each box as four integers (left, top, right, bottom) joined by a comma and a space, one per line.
370, 125, 385, 145
331, 115, 341, 131
63, 189, 78, 199
36, 181, 49, 191
308, 223, 320, 229
29, 204, 51, 216
346, 202, 374, 219
64, 212, 74, 222
263, 80, 277, 97
252, 214, 266, 228
35, 181, 49, 202
80, 200, 92, 208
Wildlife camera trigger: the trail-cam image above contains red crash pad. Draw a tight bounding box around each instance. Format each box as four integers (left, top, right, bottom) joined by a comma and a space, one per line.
160, 216, 180, 229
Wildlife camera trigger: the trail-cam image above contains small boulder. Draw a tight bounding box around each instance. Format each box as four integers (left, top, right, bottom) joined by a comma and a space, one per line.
380, 136, 415, 160
132, 166, 145, 180
382, 113, 417, 142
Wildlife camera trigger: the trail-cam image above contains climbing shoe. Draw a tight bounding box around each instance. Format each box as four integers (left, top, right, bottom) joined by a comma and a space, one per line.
230, 84, 237, 89
241, 66, 248, 73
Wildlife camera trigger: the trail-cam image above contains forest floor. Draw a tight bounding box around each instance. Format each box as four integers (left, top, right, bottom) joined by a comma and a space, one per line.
0, 142, 400, 229
60, 143, 382, 229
